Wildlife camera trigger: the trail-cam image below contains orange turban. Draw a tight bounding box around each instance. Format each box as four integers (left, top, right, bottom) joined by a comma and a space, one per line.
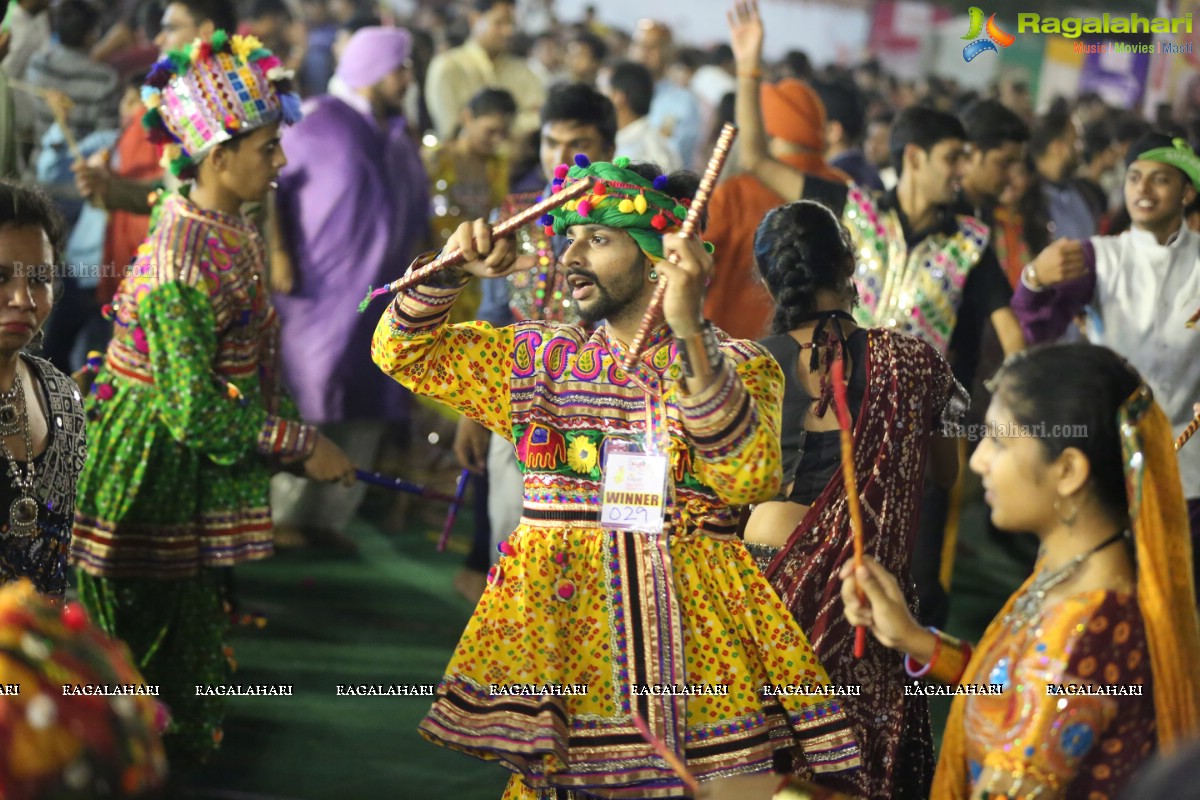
761, 79, 827, 152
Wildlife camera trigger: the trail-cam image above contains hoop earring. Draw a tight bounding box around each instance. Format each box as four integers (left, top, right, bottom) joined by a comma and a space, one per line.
1054, 496, 1079, 527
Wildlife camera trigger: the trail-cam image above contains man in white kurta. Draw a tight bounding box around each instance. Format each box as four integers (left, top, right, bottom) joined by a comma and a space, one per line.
1012, 134, 1200, 592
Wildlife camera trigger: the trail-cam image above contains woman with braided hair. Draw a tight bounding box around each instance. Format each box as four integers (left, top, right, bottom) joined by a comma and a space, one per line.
743, 200, 964, 799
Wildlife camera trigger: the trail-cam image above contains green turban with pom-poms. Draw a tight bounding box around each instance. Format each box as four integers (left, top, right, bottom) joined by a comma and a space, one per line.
543, 156, 713, 261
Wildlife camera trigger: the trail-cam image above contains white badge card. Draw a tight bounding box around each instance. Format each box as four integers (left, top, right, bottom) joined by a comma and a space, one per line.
600, 440, 668, 533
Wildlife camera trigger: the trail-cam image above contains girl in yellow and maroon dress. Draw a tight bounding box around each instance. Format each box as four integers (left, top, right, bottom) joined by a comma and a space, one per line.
842, 343, 1200, 800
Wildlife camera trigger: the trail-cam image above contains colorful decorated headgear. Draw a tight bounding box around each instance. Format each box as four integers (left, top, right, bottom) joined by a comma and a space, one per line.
544, 156, 713, 262
1131, 136, 1200, 190
141, 30, 301, 178
0, 580, 167, 797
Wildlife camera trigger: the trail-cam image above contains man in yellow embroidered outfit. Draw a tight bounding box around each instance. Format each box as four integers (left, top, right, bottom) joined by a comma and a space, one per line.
371, 157, 861, 799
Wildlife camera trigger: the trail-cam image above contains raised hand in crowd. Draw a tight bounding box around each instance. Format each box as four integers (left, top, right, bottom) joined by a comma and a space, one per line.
727, 0, 764, 73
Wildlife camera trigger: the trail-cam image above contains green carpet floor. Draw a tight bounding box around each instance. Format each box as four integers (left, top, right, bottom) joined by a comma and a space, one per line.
182, 466, 1033, 800
184, 484, 512, 800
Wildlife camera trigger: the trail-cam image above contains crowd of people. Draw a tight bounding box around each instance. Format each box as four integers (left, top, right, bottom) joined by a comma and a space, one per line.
0, 0, 1197, 798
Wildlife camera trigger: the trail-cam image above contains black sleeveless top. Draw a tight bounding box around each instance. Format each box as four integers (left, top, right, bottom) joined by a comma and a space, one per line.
760, 326, 868, 504
0, 356, 87, 597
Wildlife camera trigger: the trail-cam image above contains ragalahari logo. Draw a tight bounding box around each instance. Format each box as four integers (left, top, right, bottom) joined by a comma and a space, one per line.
963, 7, 1015, 61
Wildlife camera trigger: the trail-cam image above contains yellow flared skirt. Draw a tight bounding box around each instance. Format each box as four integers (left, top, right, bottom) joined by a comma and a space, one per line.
419, 524, 861, 798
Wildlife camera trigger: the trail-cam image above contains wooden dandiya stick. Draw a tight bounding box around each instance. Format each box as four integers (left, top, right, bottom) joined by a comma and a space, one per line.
830, 356, 867, 659
11, 80, 83, 160
1177, 410, 1200, 451
13, 80, 108, 211
357, 178, 594, 312
631, 712, 700, 794
623, 123, 737, 372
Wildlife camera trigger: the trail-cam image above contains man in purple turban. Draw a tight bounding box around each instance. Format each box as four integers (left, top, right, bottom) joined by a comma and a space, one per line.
270, 26, 430, 541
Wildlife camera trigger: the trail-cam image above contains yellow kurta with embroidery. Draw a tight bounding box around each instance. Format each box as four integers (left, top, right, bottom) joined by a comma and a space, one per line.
372, 279, 861, 798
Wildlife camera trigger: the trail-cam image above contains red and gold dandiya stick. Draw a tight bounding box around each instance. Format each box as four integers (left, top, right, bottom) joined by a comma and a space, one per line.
623, 123, 737, 371
357, 178, 594, 312
631, 712, 700, 794
1187, 304, 1200, 328
1177, 410, 1200, 451
830, 356, 867, 659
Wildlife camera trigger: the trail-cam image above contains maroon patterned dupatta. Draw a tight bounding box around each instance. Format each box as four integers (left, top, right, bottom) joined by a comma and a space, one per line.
764, 328, 968, 799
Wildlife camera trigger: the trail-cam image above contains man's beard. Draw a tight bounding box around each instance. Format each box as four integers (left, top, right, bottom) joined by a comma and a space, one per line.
568, 261, 646, 325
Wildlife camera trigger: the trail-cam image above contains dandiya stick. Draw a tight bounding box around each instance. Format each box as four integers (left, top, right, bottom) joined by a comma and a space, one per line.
830, 356, 867, 659
631, 712, 700, 794
354, 469, 459, 503
623, 123, 737, 372
11, 80, 83, 160
352, 468, 470, 551
357, 179, 594, 312
1187, 305, 1199, 328
1177, 411, 1200, 451
13, 80, 108, 211
436, 468, 472, 552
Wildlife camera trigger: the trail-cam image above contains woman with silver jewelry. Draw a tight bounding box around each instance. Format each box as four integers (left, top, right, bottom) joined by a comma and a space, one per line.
841, 343, 1200, 799
0, 182, 87, 597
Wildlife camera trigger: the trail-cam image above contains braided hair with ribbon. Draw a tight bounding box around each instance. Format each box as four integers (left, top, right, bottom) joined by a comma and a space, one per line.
755, 199, 859, 417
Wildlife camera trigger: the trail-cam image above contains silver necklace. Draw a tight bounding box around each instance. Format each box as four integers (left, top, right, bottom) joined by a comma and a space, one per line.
1002, 529, 1128, 631
0, 368, 39, 537
0, 377, 20, 438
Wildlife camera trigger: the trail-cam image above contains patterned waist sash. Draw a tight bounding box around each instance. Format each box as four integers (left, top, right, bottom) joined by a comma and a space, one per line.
519, 506, 739, 539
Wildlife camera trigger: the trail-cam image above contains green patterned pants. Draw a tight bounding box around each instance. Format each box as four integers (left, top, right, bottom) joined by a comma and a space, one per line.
77, 569, 230, 767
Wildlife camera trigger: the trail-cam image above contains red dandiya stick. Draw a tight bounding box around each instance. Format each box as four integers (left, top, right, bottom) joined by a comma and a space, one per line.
623, 123, 737, 372
631, 712, 700, 793
830, 356, 867, 659
1187, 305, 1200, 328
357, 179, 595, 312
1177, 411, 1200, 451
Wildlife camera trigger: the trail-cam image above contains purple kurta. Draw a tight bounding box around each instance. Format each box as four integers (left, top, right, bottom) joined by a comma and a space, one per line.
273, 94, 429, 423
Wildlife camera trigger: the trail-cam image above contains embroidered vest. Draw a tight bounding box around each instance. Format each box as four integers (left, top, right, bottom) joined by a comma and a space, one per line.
843, 186, 989, 352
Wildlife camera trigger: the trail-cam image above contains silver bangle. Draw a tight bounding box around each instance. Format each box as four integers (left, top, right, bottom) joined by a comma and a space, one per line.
677, 321, 722, 380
